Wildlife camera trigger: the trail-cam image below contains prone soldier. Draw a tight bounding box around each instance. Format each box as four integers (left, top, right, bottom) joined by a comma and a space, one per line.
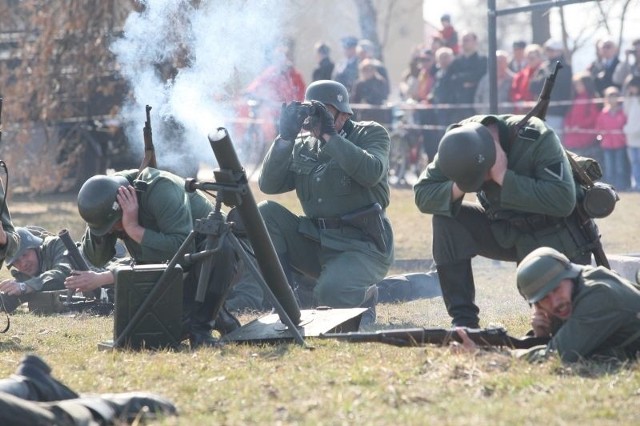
0, 227, 72, 313
456, 247, 640, 363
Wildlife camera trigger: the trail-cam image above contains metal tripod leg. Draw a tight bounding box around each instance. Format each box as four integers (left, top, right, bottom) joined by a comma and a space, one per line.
228, 233, 307, 347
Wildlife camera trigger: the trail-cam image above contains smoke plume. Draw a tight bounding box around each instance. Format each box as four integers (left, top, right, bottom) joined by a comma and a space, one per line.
110, 0, 285, 175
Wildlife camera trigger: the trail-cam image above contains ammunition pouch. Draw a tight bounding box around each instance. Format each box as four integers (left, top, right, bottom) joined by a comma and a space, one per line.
312, 203, 387, 251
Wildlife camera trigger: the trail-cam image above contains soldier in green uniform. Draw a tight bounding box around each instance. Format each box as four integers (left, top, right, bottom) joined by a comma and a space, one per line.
0, 197, 31, 312
73, 167, 240, 348
258, 80, 394, 321
0, 185, 19, 267
0, 227, 72, 313
455, 246, 640, 363
0, 354, 177, 425
414, 115, 593, 328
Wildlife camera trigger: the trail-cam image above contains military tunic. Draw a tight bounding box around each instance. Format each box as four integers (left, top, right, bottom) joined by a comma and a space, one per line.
414, 114, 585, 261
258, 120, 394, 307
414, 114, 590, 327
80, 167, 240, 337
19, 236, 72, 292
82, 167, 214, 267
520, 266, 640, 363
0, 185, 20, 267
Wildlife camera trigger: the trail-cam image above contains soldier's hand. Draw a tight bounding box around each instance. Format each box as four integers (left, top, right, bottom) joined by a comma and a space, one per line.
0, 279, 24, 296
531, 306, 552, 337
0, 226, 6, 246
117, 185, 144, 243
65, 270, 113, 293
278, 101, 305, 141
449, 327, 479, 354
311, 100, 337, 139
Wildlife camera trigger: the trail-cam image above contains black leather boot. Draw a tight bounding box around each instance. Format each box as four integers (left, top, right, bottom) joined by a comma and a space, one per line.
0, 355, 79, 401
188, 238, 240, 348
436, 260, 480, 328
213, 305, 241, 336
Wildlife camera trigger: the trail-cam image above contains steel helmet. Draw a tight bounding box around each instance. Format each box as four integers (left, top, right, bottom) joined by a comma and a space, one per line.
304, 80, 353, 114
77, 175, 130, 236
516, 247, 583, 304
437, 122, 496, 193
6, 227, 43, 267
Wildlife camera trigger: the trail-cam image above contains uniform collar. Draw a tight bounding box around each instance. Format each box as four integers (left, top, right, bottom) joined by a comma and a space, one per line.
340, 119, 355, 138
479, 115, 510, 152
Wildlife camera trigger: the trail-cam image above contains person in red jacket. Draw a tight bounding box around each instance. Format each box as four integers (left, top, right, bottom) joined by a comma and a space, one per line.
509, 44, 545, 113
438, 14, 459, 55
596, 86, 630, 190
563, 71, 602, 164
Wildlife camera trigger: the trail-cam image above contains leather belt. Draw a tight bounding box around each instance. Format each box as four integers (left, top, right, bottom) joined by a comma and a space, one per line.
312, 217, 342, 229
509, 214, 564, 232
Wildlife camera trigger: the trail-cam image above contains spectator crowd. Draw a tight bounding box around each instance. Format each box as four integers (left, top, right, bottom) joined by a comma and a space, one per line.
241, 13, 640, 191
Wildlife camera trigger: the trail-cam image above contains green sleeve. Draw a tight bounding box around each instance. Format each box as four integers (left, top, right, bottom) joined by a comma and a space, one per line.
322, 124, 389, 188
0, 185, 19, 266
138, 178, 194, 263
500, 131, 576, 217
551, 287, 627, 363
258, 137, 296, 195
413, 159, 462, 217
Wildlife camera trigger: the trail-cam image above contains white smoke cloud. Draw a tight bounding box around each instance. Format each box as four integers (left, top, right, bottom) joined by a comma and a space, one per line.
110, 0, 285, 175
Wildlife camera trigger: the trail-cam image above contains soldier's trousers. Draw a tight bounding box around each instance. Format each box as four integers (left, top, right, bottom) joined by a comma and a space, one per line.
258, 201, 392, 308
432, 202, 592, 326
432, 202, 518, 327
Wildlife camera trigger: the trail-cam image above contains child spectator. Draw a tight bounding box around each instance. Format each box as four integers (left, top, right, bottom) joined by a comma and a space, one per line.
596, 86, 629, 190
438, 14, 459, 55
563, 72, 602, 164
623, 76, 640, 190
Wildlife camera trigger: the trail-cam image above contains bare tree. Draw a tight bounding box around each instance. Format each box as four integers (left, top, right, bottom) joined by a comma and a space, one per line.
0, 0, 132, 193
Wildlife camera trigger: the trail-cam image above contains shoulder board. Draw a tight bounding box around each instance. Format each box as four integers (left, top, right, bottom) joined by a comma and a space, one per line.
517, 126, 541, 141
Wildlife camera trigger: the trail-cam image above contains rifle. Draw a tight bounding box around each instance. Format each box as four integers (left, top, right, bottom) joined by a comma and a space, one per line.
139, 105, 157, 170
58, 229, 113, 314
516, 61, 563, 131
517, 61, 610, 268
320, 327, 550, 350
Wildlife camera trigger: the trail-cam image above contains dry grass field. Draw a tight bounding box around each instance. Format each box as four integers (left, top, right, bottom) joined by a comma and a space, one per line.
1, 181, 639, 425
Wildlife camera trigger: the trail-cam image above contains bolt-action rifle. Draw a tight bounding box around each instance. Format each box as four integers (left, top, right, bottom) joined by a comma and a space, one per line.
58, 229, 112, 314
139, 105, 157, 170
320, 327, 550, 349
58, 229, 89, 304
517, 61, 610, 268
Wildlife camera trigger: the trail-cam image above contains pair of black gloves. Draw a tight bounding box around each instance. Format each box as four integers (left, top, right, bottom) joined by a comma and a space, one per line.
278, 100, 337, 141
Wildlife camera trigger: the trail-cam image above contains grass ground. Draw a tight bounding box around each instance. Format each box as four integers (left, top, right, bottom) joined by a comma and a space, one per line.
1, 184, 639, 425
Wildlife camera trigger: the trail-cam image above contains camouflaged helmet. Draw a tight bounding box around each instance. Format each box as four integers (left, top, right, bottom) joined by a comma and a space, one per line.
6, 227, 43, 267
437, 122, 496, 193
77, 175, 130, 237
517, 247, 583, 303
305, 80, 353, 114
